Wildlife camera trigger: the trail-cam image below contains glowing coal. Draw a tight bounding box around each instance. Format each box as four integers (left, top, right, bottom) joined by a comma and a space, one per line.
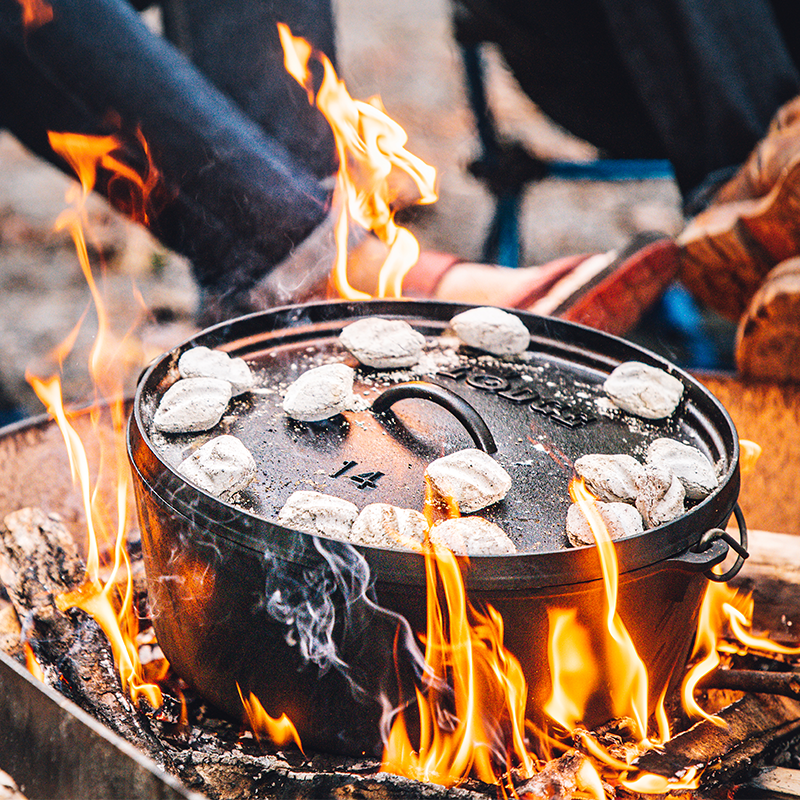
339, 317, 425, 368
449, 306, 530, 356
604, 361, 684, 419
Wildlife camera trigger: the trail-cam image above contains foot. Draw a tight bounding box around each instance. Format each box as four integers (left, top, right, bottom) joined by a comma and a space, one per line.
736, 256, 800, 381
678, 93, 800, 321
403, 232, 679, 337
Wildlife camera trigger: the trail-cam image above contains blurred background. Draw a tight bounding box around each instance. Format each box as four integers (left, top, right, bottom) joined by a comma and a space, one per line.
0, 0, 685, 420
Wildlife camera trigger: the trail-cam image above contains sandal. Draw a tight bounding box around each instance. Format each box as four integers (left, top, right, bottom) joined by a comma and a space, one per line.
404, 232, 679, 337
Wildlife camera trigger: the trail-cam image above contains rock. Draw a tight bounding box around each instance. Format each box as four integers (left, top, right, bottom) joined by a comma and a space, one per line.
178, 346, 254, 395
153, 377, 232, 433
603, 361, 684, 419
276, 490, 359, 539
177, 435, 256, 498
339, 317, 425, 368
450, 306, 530, 356
646, 438, 718, 500
573, 453, 644, 503
428, 516, 516, 555
634, 464, 686, 528
282, 363, 358, 422
350, 503, 428, 549
425, 448, 512, 513
565, 501, 644, 547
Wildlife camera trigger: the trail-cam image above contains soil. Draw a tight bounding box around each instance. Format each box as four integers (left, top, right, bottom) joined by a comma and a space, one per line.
0, 0, 686, 422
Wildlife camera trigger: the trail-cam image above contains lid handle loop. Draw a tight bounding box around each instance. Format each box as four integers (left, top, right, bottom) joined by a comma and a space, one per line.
371, 381, 497, 454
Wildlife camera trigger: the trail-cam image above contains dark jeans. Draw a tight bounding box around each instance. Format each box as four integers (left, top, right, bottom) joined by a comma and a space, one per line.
453, 0, 800, 211
0, 0, 338, 319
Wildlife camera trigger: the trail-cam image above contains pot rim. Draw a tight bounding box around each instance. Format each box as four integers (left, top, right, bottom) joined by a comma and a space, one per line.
128, 299, 741, 590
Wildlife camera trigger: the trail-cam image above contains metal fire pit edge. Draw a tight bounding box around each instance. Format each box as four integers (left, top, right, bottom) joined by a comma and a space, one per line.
0, 648, 204, 800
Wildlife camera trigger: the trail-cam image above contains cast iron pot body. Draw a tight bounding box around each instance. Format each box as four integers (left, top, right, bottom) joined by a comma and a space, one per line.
128, 300, 740, 757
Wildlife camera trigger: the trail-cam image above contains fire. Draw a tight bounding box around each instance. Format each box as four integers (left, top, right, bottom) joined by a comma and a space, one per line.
550, 479, 653, 743
682, 581, 800, 724
26, 130, 162, 708
278, 23, 437, 300
382, 540, 535, 787
23, 641, 45, 682
237, 685, 305, 752
15, 0, 52, 31
545, 608, 598, 733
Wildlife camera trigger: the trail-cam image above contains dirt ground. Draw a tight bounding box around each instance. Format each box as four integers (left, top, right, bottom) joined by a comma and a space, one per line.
0, 0, 686, 420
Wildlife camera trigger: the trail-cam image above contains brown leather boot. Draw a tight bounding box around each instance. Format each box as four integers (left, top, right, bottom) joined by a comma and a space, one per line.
678, 154, 800, 321
736, 256, 800, 382
716, 95, 800, 204
679, 94, 800, 321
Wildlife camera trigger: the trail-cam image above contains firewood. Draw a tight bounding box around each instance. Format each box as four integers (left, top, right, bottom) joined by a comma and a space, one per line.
0, 507, 173, 772
633, 693, 800, 791
740, 766, 800, 799
700, 669, 800, 700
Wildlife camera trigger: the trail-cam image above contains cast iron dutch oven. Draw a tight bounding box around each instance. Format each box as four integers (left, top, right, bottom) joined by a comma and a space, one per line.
128, 300, 745, 756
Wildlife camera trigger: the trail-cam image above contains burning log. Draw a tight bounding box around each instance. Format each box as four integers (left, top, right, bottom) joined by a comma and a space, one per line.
0, 507, 172, 771
632, 693, 800, 793
700, 668, 800, 700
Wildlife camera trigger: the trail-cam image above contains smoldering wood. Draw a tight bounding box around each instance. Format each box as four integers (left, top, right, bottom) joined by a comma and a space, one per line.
700, 669, 800, 700
633, 693, 800, 792
0, 508, 173, 772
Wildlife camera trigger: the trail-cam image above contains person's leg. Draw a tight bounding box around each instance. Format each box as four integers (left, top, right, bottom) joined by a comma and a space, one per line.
158, 0, 337, 182
0, 0, 332, 320
452, 0, 800, 207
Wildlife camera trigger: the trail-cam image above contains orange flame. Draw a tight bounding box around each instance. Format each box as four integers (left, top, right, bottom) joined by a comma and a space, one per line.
15, 0, 52, 31
381, 478, 533, 787
278, 23, 437, 300
682, 582, 800, 724
26, 130, 162, 708
237, 685, 305, 752
382, 541, 535, 787
24, 641, 45, 682
545, 608, 598, 732
550, 479, 652, 743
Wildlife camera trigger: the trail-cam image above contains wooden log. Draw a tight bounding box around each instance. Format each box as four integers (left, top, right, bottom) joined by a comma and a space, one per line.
700, 669, 800, 700
633, 693, 800, 791
0, 507, 172, 772
740, 766, 800, 799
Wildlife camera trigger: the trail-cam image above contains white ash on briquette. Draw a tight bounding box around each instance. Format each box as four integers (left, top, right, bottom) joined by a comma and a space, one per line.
282, 363, 367, 422
425, 447, 512, 513
646, 437, 718, 500
573, 453, 645, 503
178, 345, 255, 395
276, 490, 360, 539
153, 376, 232, 433
350, 503, 428, 549
565, 500, 644, 547
634, 463, 686, 528
339, 317, 426, 368
177, 434, 257, 499
429, 516, 517, 555
603, 361, 684, 419
449, 306, 530, 356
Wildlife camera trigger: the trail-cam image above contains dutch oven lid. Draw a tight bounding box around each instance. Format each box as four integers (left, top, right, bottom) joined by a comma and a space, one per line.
129, 300, 740, 589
